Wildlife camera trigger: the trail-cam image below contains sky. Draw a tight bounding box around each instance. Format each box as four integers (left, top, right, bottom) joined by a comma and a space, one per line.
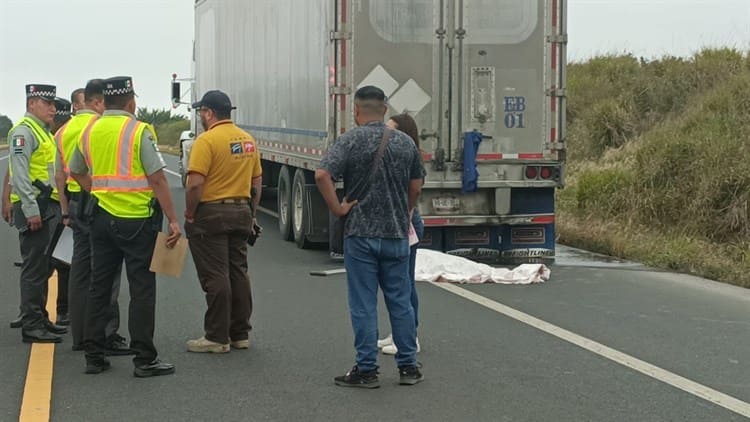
1, 0, 748, 122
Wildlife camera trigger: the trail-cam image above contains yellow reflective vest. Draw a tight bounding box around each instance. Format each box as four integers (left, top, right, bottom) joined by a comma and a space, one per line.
80, 115, 153, 218
55, 113, 99, 193
9, 116, 58, 203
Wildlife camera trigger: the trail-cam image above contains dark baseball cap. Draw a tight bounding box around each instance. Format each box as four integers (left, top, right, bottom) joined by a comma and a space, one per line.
192, 90, 236, 112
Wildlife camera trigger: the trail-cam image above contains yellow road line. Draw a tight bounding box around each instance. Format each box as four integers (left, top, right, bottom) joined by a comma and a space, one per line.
19, 272, 57, 422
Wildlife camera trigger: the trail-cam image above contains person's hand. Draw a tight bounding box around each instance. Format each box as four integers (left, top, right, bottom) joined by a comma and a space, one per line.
2, 201, 12, 224
335, 197, 358, 217
250, 218, 262, 237
62, 215, 71, 226
27, 215, 42, 231
166, 220, 182, 248
184, 209, 194, 224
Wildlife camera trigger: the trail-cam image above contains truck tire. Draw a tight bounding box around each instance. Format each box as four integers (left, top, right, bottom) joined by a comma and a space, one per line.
277, 166, 294, 241
291, 169, 314, 249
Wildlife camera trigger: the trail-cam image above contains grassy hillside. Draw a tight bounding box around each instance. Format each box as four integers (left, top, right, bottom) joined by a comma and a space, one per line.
559, 48, 750, 287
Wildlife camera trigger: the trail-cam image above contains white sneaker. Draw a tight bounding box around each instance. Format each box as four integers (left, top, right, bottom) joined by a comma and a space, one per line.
230, 339, 249, 349
381, 337, 420, 355
377, 334, 393, 349
186, 336, 230, 353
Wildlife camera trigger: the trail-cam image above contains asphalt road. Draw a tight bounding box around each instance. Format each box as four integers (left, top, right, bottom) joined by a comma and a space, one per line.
0, 153, 748, 421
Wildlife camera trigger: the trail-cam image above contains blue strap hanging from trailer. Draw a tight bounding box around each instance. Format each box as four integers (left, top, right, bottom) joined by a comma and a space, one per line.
462, 130, 483, 193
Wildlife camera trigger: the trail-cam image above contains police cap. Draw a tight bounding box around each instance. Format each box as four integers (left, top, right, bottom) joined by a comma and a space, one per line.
26, 84, 56, 101
102, 76, 136, 97
54, 97, 72, 122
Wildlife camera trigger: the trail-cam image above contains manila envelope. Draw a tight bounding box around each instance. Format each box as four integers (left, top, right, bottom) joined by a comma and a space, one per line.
149, 232, 189, 278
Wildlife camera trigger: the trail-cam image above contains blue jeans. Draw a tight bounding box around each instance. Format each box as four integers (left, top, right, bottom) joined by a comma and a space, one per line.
344, 236, 417, 371
410, 209, 424, 329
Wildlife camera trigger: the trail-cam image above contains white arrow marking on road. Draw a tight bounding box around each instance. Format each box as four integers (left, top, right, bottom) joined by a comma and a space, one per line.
430, 281, 750, 419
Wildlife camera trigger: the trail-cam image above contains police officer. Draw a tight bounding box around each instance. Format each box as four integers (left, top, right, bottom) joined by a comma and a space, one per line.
8, 84, 69, 343
51, 97, 72, 326
52, 97, 72, 132
69, 76, 181, 377
55, 81, 131, 353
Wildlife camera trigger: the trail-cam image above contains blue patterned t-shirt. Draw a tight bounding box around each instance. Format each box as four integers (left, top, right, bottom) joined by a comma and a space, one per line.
319, 121, 425, 239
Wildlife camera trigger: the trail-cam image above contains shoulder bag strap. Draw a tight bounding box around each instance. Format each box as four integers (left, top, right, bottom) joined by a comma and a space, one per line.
347, 127, 392, 200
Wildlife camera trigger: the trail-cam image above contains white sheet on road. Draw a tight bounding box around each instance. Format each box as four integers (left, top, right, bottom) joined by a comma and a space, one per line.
415, 249, 550, 284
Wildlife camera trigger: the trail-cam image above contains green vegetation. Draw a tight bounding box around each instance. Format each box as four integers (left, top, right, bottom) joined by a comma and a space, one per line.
136, 107, 190, 150
0, 114, 13, 145
559, 48, 750, 287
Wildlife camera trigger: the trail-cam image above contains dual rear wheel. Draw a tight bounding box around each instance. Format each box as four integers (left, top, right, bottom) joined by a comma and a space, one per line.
277, 166, 314, 249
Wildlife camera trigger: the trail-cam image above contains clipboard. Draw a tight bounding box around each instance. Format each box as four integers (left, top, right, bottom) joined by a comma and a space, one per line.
51, 225, 74, 265
149, 232, 189, 278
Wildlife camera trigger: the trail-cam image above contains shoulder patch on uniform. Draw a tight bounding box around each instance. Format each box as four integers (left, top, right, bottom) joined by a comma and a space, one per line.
12, 135, 25, 148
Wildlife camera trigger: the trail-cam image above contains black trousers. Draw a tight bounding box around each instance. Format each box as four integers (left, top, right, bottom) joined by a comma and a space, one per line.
15, 201, 59, 330
54, 263, 69, 315
68, 195, 122, 347
83, 209, 158, 366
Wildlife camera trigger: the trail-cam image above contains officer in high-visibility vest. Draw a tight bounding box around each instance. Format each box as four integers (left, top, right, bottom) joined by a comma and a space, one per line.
51, 97, 72, 326
52, 97, 72, 132
8, 84, 70, 343
69, 76, 182, 377
56, 80, 130, 354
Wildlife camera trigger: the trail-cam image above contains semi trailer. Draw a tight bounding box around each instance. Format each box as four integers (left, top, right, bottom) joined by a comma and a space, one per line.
176, 0, 567, 260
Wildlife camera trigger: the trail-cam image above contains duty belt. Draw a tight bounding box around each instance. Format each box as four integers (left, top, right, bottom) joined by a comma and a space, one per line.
201, 198, 251, 205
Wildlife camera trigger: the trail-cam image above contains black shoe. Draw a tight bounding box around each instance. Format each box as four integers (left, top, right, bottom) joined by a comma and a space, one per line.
44, 320, 68, 335
398, 365, 424, 385
56, 313, 70, 326
105, 334, 135, 356
72, 343, 85, 351
85, 358, 111, 374
334, 366, 380, 389
22, 328, 63, 344
10, 315, 23, 329
134, 359, 175, 378
13, 261, 22, 267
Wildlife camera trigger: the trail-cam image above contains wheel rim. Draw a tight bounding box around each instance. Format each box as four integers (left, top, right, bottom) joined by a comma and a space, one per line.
293, 180, 303, 234
279, 181, 289, 226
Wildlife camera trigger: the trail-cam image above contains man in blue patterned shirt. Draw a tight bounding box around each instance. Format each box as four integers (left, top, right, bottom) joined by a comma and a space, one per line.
316, 85, 425, 388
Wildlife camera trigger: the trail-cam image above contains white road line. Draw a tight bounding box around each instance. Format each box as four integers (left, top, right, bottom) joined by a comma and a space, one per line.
429, 281, 750, 419
257, 206, 278, 218
0, 155, 8, 161
164, 168, 181, 177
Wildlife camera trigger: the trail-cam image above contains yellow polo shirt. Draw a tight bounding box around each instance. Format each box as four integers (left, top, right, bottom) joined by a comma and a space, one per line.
188, 120, 262, 202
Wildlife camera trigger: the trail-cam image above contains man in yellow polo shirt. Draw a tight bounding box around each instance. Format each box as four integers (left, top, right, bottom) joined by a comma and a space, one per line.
184, 90, 262, 353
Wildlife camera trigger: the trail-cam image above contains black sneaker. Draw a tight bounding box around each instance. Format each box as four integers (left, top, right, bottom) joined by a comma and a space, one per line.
105, 334, 135, 356
398, 365, 424, 385
133, 359, 175, 378
85, 358, 111, 374
334, 366, 379, 389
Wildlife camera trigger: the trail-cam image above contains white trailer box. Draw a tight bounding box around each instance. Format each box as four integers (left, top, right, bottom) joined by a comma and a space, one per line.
188, 0, 567, 259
